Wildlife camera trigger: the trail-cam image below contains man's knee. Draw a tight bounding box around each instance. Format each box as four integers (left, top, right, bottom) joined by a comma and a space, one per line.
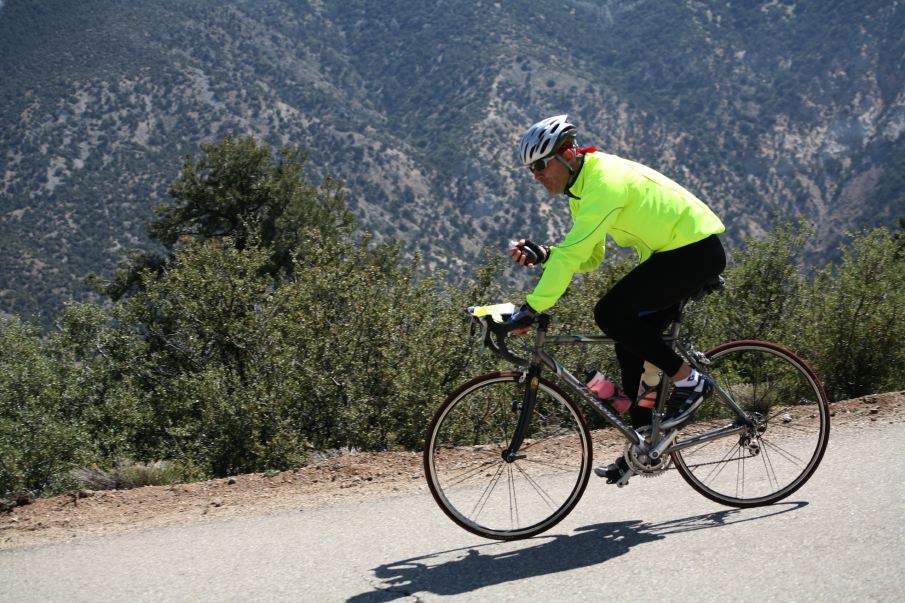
594, 296, 622, 334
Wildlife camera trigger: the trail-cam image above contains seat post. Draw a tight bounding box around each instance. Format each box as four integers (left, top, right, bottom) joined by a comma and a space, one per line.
667, 302, 686, 346
668, 320, 682, 343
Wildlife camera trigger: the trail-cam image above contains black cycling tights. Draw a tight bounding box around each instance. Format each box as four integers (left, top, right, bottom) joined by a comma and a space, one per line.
594, 234, 726, 428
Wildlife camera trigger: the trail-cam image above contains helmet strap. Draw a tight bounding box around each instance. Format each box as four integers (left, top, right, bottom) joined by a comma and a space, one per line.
552, 142, 595, 178
563, 153, 587, 199
554, 154, 574, 176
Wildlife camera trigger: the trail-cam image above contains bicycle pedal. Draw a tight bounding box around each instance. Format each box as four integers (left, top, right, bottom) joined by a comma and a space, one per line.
616, 470, 634, 488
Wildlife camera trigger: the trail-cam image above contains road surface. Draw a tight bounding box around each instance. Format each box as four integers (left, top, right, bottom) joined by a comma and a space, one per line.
2, 422, 903, 601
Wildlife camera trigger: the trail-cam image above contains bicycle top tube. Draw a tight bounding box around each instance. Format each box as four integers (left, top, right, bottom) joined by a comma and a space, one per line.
466, 306, 683, 366
543, 332, 679, 346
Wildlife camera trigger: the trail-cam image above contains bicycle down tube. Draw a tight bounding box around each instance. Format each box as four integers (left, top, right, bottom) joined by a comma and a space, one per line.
507, 314, 643, 452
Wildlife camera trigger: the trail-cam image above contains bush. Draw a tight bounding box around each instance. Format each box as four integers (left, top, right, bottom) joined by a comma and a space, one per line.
802, 228, 905, 400
0, 318, 92, 496
682, 224, 905, 402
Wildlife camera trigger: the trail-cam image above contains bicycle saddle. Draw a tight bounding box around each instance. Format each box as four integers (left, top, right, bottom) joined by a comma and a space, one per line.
689, 275, 726, 302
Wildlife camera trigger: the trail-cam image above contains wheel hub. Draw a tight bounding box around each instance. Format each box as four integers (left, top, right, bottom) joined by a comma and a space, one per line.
502, 449, 526, 463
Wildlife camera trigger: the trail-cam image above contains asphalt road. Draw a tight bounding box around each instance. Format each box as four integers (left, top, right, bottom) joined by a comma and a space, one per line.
3, 422, 904, 602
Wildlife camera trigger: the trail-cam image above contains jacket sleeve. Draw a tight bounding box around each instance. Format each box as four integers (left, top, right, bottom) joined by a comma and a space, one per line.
526, 202, 621, 312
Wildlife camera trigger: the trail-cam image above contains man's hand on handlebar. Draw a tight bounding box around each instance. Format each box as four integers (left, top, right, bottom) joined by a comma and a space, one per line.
507, 303, 537, 336
509, 239, 549, 268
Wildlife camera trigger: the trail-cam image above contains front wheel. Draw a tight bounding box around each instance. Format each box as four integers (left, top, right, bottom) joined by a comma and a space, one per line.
424, 371, 592, 540
672, 341, 830, 507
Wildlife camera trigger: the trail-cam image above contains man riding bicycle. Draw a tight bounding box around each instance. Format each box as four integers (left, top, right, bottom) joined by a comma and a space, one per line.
507, 115, 727, 484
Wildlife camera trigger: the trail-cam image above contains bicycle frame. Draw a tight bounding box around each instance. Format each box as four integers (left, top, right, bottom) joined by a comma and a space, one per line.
503, 313, 753, 463
428, 299, 830, 539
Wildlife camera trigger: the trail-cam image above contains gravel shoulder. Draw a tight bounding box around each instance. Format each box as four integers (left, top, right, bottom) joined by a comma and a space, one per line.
2, 391, 902, 550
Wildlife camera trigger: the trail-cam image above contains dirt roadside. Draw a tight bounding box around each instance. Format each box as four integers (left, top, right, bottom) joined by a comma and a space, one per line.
2, 392, 902, 550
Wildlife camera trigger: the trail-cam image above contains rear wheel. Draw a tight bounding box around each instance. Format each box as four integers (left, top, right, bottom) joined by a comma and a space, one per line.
424, 372, 592, 540
672, 341, 830, 507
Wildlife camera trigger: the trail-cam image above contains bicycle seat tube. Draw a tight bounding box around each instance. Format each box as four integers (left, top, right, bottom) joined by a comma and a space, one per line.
647, 317, 683, 443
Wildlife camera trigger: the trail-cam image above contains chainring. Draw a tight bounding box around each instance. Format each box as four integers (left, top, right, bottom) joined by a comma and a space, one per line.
623, 427, 673, 477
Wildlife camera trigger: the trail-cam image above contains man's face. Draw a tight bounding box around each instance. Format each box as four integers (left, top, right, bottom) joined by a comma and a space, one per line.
531, 150, 571, 195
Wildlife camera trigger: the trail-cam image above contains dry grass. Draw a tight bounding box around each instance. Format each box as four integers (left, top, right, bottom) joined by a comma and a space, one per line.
71, 461, 190, 491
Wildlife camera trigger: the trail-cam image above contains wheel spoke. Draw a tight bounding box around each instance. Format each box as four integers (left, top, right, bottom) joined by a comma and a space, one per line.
519, 456, 587, 472
759, 435, 809, 467
698, 441, 745, 486
765, 421, 820, 436
470, 462, 506, 521
508, 465, 518, 530
759, 437, 780, 491
513, 461, 559, 509
437, 456, 502, 488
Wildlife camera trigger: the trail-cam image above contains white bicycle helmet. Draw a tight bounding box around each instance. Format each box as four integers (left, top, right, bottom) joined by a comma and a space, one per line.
518, 115, 577, 166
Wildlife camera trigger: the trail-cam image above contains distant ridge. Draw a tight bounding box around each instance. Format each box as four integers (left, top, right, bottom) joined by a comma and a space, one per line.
1, 0, 903, 322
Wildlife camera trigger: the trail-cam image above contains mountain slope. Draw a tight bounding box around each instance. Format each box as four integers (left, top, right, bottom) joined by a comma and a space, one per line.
1, 0, 904, 322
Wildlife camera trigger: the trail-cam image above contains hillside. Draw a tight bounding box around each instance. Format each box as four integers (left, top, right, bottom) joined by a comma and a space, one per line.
1, 0, 904, 322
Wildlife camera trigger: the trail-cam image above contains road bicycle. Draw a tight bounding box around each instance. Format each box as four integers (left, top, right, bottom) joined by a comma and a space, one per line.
423, 277, 830, 540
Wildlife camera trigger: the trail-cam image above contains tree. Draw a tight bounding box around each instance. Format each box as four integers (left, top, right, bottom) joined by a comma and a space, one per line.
99, 135, 355, 300
115, 238, 299, 475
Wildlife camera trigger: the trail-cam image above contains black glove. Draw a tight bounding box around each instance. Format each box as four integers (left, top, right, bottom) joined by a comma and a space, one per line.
508, 303, 537, 329
519, 240, 550, 265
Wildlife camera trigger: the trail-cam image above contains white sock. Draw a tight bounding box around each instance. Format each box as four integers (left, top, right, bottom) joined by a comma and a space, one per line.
673, 369, 700, 388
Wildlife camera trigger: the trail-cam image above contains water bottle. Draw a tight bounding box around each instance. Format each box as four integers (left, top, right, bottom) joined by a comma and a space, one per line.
637, 361, 661, 408
585, 370, 631, 414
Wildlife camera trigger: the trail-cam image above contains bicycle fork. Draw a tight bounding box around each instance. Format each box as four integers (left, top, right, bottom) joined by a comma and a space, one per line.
502, 365, 542, 462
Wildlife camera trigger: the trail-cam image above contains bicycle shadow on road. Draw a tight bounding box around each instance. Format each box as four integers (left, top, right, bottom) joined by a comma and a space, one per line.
348, 502, 807, 602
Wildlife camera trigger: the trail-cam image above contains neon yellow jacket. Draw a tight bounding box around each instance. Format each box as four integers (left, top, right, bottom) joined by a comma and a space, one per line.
526, 152, 725, 312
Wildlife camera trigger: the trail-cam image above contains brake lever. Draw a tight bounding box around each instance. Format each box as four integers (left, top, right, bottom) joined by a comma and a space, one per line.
466, 311, 527, 365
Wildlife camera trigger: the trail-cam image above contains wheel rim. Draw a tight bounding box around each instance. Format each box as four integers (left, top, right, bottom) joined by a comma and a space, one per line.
672, 343, 829, 506
425, 374, 591, 539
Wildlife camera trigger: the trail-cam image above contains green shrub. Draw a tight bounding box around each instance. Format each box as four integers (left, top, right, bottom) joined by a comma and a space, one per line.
0, 318, 92, 496
802, 228, 905, 400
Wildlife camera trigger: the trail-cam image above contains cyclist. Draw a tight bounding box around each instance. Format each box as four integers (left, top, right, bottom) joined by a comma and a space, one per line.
508, 115, 727, 484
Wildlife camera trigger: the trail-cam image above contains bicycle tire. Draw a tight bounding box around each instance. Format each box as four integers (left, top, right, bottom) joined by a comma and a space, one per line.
672, 340, 830, 507
424, 371, 592, 540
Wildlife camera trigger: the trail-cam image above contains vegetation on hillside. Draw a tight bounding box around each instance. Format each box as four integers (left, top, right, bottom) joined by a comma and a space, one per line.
1, 0, 903, 324
2, 137, 904, 500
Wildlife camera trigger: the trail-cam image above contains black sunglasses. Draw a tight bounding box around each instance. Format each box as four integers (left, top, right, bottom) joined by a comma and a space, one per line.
528, 156, 553, 173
